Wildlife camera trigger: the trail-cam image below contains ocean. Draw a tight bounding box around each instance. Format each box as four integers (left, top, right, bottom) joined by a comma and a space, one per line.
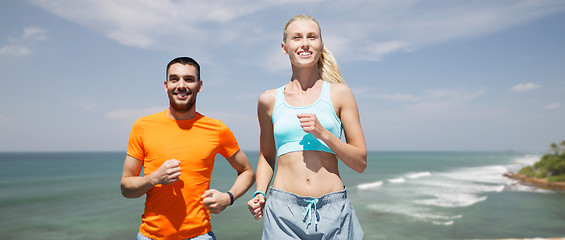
0, 151, 563, 240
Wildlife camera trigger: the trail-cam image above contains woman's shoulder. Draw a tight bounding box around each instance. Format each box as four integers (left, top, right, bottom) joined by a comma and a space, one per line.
328, 82, 353, 96
258, 88, 277, 106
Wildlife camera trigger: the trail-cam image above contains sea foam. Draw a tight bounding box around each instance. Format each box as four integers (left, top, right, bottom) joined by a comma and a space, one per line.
414, 194, 488, 208
440, 165, 509, 184
369, 204, 462, 225
406, 171, 432, 179
357, 181, 383, 190
364, 153, 555, 228
388, 177, 406, 183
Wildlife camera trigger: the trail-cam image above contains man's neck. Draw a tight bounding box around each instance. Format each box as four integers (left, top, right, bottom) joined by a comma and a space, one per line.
166, 107, 197, 120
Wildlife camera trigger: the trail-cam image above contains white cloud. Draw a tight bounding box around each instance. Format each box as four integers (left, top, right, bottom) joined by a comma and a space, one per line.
402, 88, 485, 116
0, 45, 31, 56
511, 83, 541, 92
22, 26, 48, 40
370, 87, 484, 104
362, 41, 412, 61
106, 31, 154, 48
361, 87, 486, 128
424, 88, 484, 102
359, 87, 498, 150
263, 53, 290, 73
373, 93, 420, 102
544, 103, 560, 110
106, 106, 165, 126
321, 0, 565, 62
30, 0, 270, 50
320, 34, 350, 61
29, 0, 565, 65
72, 100, 98, 111
0, 26, 48, 56
205, 111, 255, 123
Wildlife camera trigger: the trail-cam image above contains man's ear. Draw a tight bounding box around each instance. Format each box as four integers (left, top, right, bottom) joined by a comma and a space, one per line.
164, 80, 168, 93
198, 79, 203, 93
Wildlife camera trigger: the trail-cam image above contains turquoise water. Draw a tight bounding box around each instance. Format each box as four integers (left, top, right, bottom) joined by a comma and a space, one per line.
0, 151, 563, 239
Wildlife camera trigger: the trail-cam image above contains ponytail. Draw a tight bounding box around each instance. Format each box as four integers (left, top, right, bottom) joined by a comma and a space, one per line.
318, 46, 344, 83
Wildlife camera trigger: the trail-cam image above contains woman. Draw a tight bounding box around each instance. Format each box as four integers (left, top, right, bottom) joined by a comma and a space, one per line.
247, 15, 366, 239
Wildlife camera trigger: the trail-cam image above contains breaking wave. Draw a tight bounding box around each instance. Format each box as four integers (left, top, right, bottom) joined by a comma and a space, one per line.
406, 171, 432, 179
357, 181, 383, 190
361, 153, 548, 226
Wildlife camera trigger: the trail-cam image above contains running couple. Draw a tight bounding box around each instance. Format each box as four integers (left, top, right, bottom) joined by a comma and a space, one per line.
121, 14, 366, 240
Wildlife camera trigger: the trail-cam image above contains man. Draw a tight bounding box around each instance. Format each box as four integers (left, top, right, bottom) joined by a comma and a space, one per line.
121, 57, 255, 240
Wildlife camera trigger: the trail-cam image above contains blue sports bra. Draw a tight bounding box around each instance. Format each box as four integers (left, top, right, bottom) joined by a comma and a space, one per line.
272, 81, 343, 158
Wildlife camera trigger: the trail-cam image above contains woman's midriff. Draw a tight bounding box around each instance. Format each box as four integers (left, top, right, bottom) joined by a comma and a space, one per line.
272, 151, 344, 198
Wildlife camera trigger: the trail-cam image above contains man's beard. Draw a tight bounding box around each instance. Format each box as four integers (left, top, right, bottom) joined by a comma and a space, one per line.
169, 94, 196, 112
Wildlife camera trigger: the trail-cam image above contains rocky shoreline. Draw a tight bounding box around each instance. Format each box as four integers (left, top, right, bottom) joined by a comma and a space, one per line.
503, 173, 565, 191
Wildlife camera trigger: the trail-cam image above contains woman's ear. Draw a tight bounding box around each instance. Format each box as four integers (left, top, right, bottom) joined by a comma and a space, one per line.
281, 42, 288, 54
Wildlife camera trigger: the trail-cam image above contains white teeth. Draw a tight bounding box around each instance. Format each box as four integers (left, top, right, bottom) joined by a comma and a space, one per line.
299, 52, 311, 56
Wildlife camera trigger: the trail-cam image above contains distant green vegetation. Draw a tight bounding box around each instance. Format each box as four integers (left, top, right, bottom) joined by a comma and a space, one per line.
518, 140, 565, 183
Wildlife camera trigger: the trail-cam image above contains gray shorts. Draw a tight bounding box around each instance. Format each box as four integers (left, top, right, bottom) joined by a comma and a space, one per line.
263, 188, 363, 240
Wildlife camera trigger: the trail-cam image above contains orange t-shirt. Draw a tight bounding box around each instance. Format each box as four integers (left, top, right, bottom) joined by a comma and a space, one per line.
127, 111, 240, 240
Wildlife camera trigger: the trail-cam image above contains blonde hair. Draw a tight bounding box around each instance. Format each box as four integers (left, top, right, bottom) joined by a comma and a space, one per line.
283, 15, 344, 84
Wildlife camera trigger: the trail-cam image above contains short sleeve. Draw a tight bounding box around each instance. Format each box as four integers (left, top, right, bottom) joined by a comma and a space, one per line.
127, 119, 145, 160
217, 120, 240, 158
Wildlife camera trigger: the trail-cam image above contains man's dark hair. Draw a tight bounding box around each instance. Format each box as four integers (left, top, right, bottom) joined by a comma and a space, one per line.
166, 57, 201, 81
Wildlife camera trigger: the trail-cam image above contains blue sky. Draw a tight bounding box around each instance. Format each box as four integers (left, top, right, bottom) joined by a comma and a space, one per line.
1, 0, 564, 152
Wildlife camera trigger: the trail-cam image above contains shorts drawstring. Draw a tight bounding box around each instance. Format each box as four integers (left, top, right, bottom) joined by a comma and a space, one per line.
302, 198, 318, 228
